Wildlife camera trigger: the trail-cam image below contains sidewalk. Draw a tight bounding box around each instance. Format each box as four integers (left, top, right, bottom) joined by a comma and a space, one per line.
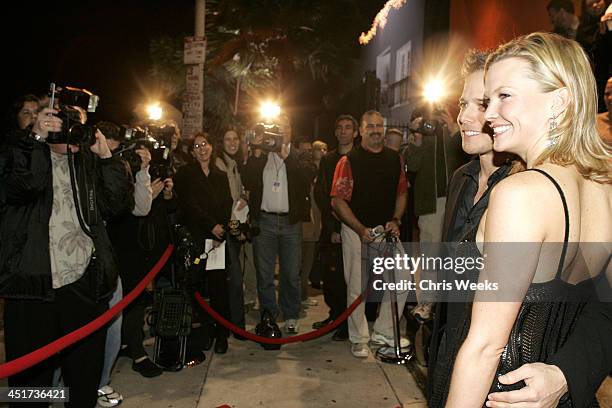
1, 291, 611, 407
108, 290, 426, 408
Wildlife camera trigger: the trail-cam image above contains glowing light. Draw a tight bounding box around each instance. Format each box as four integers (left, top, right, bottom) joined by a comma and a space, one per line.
423, 79, 445, 103
147, 103, 163, 121
259, 101, 281, 122
359, 0, 407, 45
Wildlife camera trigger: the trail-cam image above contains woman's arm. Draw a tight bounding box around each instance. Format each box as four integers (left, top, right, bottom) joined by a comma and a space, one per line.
446, 176, 546, 407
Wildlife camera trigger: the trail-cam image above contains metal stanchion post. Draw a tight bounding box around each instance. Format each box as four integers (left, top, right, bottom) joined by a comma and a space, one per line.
375, 235, 414, 365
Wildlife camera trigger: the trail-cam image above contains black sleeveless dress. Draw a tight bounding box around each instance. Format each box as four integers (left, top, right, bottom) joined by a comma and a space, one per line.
428, 169, 596, 408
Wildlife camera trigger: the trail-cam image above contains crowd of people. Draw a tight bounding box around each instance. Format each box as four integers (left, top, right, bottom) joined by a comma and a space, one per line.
0, 19, 611, 408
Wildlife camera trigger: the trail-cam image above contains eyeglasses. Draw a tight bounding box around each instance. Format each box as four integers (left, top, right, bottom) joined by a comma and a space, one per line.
365, 123, 384, 130
193, 142, 210, 150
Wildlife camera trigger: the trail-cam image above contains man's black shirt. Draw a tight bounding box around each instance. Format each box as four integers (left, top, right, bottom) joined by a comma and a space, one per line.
446, 159, 512, 242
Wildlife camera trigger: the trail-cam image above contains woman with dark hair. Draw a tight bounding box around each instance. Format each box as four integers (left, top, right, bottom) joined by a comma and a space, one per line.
215, 128, 249, 336
173, 132, 234, 354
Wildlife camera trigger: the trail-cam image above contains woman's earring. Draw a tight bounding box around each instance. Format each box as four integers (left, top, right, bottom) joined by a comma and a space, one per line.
548, 113, 559, 147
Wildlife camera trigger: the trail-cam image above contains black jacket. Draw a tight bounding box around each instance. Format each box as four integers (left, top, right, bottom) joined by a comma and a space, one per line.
314, 149, 345, 238
0, 136, 135, 301
242, 148, 316, 225
173, 162, 233, 249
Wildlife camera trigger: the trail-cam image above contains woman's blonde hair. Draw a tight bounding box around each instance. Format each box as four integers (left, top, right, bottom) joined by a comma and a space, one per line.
485, 32, 611, 183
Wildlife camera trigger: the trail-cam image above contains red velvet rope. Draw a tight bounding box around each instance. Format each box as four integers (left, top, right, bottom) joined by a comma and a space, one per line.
0, 245, 175, 379
195, 289, 365, 344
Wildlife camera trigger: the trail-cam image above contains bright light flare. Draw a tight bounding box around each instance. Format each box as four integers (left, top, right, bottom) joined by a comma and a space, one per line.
359, 0, 407, 45
147, 103, 163, 121
259, 101, 281, 122
423, 79, 445, 104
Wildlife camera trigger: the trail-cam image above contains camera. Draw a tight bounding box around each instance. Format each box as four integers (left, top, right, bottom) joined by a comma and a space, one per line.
226, 220, 260, 242
245, 123, 283, 153
117, 124, 176, 179
46, 83, 100, 146
410, 118, 440, 137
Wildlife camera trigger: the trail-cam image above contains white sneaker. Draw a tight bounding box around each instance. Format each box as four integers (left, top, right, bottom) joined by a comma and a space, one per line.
370, 331, 411, 348
350, 343, 369, 358
97, 385, 123, 407
284, 319, 299, 334
301, 297, 319, 307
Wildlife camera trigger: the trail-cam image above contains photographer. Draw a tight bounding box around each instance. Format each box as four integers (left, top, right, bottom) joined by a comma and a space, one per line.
0, 106, 134, 407
403, 105, 469, 243
174, 132, 233, 354
104, 121, 176, 379
242, 114, 316, 334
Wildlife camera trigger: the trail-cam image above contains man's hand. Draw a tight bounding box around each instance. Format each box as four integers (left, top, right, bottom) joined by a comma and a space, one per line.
151, 178, 164, 199
358, 226, 374, 243
212, 224, 225, 240
162, 178, 173, 200
32, 108, 62, 140
135, 146, 152, 170
90, 129, 113, 159
385, 219, 401, 237
235, 198, 248, 211
279, 143, 290, 160
434, 107, 459, 134
331, 232, 342, 244
409, 117, 423, 146
486, 363, 568, 408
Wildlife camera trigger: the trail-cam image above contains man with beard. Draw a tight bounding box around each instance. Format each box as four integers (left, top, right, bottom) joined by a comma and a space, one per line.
331, 110, 411, 358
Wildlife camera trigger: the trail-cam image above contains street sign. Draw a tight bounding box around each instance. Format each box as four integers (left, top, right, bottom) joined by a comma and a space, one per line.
184, 36, 206, 65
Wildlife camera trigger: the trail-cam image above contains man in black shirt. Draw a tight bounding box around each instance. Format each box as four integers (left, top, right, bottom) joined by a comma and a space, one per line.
312, 114, 359, 340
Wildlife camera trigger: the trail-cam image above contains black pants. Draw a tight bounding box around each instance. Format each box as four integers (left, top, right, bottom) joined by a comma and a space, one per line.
121, 294, 149, 360
4, 267, 108, 408
320, 237, 347, 323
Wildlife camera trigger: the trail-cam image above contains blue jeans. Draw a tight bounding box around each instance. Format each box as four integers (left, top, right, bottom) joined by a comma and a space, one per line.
100, 277, 123, 388
252, 213, 302, 320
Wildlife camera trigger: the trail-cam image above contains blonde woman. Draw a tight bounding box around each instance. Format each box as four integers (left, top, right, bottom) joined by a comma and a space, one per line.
443, 32, 611, 407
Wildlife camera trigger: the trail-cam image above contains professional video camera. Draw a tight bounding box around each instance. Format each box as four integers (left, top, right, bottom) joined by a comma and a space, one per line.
245, 123, 283, 153
46, 83, 100, 146
117, 123, 176, 180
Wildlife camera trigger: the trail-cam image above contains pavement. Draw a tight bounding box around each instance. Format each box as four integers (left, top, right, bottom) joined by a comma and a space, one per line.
104, 289, 426, 408
0, 292, 611, 408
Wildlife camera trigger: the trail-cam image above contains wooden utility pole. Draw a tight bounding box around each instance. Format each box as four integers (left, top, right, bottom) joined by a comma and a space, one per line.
182, 0, 206, 138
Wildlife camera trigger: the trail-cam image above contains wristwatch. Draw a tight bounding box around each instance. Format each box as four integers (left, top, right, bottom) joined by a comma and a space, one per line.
391, 217, 402, 226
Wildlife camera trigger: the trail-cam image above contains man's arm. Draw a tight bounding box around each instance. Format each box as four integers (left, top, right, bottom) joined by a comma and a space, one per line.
5, 137, 50, 205
132, 168, 152, 216
329, 156, 372, 242
487, 280, 612, 408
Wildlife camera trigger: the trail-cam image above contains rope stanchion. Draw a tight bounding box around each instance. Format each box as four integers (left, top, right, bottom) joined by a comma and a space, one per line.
195, 290, 365, 344
0, 245, 175, 379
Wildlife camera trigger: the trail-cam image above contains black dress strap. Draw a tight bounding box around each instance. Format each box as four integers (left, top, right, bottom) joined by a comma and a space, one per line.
526, 168, 570, 280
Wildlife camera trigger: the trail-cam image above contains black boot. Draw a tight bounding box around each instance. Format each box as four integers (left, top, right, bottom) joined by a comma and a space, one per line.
214, 335, 228, 354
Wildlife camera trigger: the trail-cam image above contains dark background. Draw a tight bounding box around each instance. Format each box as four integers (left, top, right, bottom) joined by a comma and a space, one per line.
1, 1, 194, 127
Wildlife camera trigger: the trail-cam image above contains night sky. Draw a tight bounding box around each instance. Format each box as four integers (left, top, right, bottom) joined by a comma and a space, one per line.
2, 1, 194, 126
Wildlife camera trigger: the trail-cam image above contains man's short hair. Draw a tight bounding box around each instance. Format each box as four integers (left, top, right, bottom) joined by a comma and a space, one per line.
461, 49, 490, 78
96, 121, 122, 141
334, 114, 358, 130
386, 128, 403, 137
547, 0, 574, 13
360, 110, 383, 126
